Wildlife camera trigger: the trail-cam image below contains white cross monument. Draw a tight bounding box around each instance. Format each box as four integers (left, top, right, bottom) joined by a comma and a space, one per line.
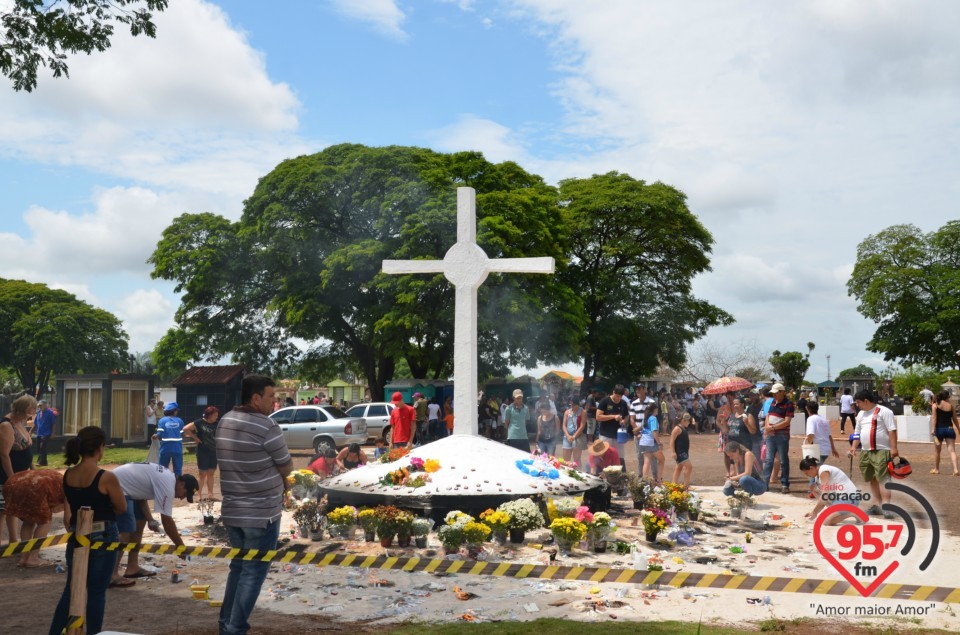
383, 187, 555, 436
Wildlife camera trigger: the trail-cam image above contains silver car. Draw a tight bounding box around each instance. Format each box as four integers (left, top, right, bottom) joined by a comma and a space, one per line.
344, 401, 395, 442
269, 405, 367, 454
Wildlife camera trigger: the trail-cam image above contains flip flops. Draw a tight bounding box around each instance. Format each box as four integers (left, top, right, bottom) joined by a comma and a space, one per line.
109, 578, 136, 588
123, 569, 157, 579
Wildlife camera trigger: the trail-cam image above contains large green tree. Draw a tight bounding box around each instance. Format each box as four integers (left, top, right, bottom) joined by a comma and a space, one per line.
0, 278, 129, 397
150, 144, 582, 397
1, 0, 167, 92
769, 343, 815, 389
848, 222, 960, 370
556, 172, 732, 391
836, 364, 876, 378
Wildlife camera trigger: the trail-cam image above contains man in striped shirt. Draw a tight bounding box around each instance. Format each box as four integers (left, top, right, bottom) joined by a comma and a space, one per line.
217, 374, 293, 635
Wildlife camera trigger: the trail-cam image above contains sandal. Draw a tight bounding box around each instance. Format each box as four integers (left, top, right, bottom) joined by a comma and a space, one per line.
109, 578, 136, 588
931, 469, 940, 474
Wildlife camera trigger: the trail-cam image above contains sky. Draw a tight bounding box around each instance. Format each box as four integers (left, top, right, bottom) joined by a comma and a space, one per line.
2, 0, 959, 384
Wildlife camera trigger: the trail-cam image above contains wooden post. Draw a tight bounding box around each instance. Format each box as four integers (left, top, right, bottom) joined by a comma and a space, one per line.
67, 507, 93, 635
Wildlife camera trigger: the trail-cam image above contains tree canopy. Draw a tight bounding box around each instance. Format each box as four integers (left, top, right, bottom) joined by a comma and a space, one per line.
1, 0, 166, 92
769, 343, 814, 389
555, 172, 733, 391
0, 278, 129, 397
848, 221, 960, 370
836, 364, 876, 378
150, 144, 581, 398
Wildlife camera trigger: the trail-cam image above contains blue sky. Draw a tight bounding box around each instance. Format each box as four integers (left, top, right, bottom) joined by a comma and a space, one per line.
2, 0, 959, 383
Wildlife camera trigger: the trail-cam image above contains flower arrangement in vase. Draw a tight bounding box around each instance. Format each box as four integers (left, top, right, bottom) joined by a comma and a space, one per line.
665, 482, 692, 516
438, 510, 472, 553
373, 505, 405, 546
395, 510, 415, 547
411, 517, 433, 548
357, 508, 378, 541
602, 465, 627, 494
293, 496, 327, 540
287, 469, 320, 499
498, 498, 544, 543
197, 498, 216, 525
327, 505, 357, 539
726, 490, 755, 518
582, 510, 615, 551
479, 509, 511, 543
627, 473, 653, 509
641, 507, 671, 542
462, 521, 491, 556
547, 496, 580, 521
549, 517, 587, 553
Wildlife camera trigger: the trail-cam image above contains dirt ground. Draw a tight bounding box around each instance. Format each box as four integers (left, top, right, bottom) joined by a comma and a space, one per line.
2, 423, 957, 635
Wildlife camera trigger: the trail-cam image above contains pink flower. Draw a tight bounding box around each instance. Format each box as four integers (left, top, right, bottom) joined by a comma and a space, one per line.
574, 506, 594, 524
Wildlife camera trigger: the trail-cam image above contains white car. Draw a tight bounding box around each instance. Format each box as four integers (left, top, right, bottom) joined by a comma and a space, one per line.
269, 405, 367, 454
344, 402, 395, 442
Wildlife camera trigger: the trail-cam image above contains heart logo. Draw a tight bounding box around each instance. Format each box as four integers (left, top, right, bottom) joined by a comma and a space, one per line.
813, 503, 899, 597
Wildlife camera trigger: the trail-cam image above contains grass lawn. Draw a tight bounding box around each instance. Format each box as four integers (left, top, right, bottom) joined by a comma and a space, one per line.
44, 446, 197, 469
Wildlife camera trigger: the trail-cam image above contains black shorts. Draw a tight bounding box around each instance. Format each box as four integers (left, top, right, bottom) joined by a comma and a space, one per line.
935, 427, 957, 442
196, 446, 218, 471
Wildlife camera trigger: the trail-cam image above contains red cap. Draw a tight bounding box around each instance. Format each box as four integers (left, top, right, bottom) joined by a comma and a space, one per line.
391, 392, 403, 403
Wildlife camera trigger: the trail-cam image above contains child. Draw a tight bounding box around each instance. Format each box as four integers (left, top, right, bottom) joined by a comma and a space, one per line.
670, 412, 694, 486
373, 437, 388, 460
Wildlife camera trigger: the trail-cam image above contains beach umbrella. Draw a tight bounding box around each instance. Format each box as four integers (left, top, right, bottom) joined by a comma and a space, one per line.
702, 376, 754, 395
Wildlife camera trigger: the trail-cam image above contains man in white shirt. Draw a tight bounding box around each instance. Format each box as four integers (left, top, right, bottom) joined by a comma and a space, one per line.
113, 463, 198, 582
848, 390, 898, 519
630, 384, 656, 477
839, 388, 856, 433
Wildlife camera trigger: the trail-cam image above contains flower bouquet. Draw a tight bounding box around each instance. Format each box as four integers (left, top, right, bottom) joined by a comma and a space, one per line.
293, 498, 326, 540
479, 509, 511, 544
411, 517, 433, 547
665, 482, 692, 516
498, 498, 544, 543
378, 446, 410, 464
641, 507, 672, 542
547, 496, 580, 521
198, 498, 216, 525
627, 473, 654, 509
602, 465, 627, 494
373, 505, 406, 546
462, 521, 491, 556
287, 469, 320, 499
584, 511, 615, 551
327, 505, 357, 539
727, 490, 755, 518
395, 509, 415, 546
549, 517, 587, 553
357, 508, 378, 541
439, 510, 472, 553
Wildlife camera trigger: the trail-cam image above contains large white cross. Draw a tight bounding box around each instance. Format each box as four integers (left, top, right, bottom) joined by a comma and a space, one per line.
383, 187, 555, 435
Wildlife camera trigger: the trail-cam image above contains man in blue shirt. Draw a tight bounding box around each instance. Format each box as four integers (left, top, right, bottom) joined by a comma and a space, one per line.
154, 401, 185, 476
34, 399, 56, 466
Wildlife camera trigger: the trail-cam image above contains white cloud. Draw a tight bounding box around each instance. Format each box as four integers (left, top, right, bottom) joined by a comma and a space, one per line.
114, 289, 177, 353
0, 0, 311, 197
328, 0, 408, 40
429, 115, 529, 164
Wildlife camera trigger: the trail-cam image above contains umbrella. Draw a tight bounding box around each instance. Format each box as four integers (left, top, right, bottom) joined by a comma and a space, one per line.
702, 376, 754, 395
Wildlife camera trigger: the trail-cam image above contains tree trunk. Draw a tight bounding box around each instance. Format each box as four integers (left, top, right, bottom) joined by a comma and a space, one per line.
17, 363, 37, 397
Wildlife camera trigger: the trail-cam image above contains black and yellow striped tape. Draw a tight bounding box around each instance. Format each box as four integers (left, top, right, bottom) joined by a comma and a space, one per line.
5, 533, 958, 603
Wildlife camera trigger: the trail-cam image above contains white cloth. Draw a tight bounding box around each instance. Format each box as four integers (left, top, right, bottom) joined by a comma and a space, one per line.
818, 464, 858, 495
840, 394, 855, 414
854, 405, 897, 451
805, 414, 832, 455
114, 463, 176, 517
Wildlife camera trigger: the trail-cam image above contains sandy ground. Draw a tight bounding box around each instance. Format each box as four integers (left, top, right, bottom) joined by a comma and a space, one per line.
6, 484, 958, 635
4, 430, 960, 634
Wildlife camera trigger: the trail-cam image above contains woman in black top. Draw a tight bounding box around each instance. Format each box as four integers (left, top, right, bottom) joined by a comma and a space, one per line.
931, 390, 960, 476
1, 394, 37, 543
183, 406, 220, 499
49, 427, 128, 635
336, 443, 367, 471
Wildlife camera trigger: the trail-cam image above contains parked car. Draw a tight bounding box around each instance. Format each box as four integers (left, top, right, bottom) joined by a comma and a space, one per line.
344, 402, 395, 442
269, 405, 367, 454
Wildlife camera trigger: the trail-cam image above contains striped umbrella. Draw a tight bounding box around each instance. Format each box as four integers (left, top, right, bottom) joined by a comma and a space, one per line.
702, 376, 754, 395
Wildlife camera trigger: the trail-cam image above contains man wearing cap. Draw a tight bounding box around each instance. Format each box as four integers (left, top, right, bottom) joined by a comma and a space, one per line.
389, 392, 415, 449
762, 383, 795, 493
847, 390, 898, 519
154, 401, 185, 476
413, 392, 428, 444
34, 399, 56, 466
112, 462, 198, 583
504, 389, 531, 452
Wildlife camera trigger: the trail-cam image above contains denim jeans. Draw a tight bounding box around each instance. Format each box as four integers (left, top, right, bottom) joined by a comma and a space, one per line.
49, 524, 120, 635
536, 440, 556, 455
158, 445, 183, 476
762, 434, 791, 488
723, 475, 767, 497
220, 519, 281, 635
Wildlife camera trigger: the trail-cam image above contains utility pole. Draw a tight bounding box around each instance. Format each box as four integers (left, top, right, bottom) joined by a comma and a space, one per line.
826, 354, 831, 381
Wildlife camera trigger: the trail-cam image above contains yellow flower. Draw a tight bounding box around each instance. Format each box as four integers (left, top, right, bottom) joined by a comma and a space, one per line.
424, 458, 441, 473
